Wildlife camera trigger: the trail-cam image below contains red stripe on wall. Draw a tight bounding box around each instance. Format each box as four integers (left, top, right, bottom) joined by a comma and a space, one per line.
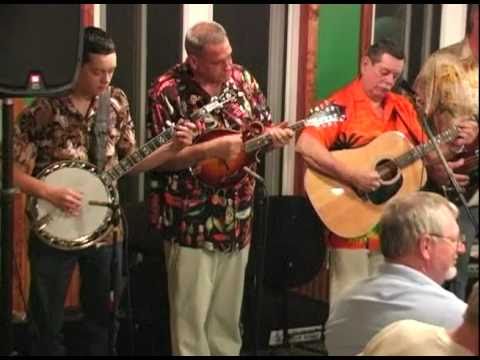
82, 4, 94, 26
360, 5, 374, 60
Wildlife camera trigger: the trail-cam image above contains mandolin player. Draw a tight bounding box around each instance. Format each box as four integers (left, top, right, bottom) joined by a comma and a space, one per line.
146, 21, 294, 356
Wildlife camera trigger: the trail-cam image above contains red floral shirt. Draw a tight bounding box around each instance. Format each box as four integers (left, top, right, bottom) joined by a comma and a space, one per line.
147, 63, 271, 252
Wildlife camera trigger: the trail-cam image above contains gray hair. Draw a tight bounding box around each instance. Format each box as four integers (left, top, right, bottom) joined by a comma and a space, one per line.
465, 282, 478, 327
185, 21, 228, 56
379, 192, 458, 259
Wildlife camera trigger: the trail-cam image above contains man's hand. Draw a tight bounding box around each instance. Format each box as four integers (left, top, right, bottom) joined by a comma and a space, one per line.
172, 121, 197, 150
265, 122, 295, 148
451, 116, 479, 151
45, 186, 83, 216
428, 158, 471, 187
346, 168, 383, 193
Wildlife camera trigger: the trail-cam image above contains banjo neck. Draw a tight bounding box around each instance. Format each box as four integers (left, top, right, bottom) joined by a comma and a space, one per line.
103, 127, 175, 182
102, 86, 237, 183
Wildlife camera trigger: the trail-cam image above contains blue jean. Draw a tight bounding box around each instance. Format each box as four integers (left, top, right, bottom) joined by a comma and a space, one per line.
447, 205, 478, 301
28, 235, 122, 355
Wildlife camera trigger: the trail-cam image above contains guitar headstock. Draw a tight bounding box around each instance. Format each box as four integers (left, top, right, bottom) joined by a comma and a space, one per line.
305, 102, 346, 128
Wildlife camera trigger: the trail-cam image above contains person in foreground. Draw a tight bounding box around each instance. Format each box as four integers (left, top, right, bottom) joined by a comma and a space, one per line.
359, 281, 478, 356
146, 21, 294, 355
13, 26, 194, 355
325, 191, 468, 356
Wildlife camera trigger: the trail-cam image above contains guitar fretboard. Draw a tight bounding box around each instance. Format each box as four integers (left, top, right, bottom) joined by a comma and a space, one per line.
104, 127, 175, 182
395, 127, 459, 168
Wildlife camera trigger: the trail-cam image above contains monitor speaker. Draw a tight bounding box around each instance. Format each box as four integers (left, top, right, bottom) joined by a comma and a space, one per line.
0, 4, 84, 96
264, 195, 326, 290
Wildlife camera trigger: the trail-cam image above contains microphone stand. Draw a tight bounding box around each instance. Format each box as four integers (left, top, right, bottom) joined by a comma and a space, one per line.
108, 201, 122, 356
413, 99, 478, 232
0, 98, 15, 356
91, 200, 122, 355
247, 167, 269, 356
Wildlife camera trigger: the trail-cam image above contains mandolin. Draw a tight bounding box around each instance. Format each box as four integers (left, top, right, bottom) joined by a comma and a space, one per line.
191, 103, 346, 187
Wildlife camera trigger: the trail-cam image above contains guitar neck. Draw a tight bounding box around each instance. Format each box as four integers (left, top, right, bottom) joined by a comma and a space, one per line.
395, 127, 459, 168
244, 121, 305, 153
104, 127, 175, 182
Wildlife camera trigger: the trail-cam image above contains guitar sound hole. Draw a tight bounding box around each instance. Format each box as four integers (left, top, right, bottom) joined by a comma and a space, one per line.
368, 159, 402, 205
376, 159, 400, 184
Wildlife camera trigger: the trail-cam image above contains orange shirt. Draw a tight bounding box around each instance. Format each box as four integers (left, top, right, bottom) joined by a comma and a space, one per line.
303, 79, 426, 250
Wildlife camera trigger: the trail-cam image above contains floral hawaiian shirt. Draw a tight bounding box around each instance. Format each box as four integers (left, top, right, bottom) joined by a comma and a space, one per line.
13, 86, 136, 245
14, 86, 136, 177
147, 63, 271, 252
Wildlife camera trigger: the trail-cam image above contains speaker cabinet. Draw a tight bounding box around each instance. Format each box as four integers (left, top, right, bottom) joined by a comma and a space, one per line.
243, 196, 328, 353
264, 195, 326, 290
0, 5, 83, 96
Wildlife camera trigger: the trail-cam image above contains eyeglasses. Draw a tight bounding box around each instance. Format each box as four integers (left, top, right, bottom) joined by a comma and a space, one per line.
427, 233, 466, 249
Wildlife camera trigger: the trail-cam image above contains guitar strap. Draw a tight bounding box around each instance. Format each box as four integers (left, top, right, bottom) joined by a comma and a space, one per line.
89, 87, 110, 171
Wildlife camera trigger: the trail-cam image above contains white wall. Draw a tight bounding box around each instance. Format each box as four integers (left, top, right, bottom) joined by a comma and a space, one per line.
182, 4, 213, 60
440, 4, 468, 48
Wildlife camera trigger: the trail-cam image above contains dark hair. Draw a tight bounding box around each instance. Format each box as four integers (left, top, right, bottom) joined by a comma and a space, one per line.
367, 38, 404, 64
82, 26, 116, 64
466, 4, 478, 35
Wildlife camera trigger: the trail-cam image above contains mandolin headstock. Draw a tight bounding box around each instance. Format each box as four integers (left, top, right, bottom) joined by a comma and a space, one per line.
305, 101, 346, 128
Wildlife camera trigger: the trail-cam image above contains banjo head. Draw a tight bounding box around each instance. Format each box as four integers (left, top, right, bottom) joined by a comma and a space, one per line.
28, 161, 118, 250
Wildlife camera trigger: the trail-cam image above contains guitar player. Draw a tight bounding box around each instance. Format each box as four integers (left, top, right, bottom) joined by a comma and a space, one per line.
414, 4, 479, 301
296, 39, 478, 306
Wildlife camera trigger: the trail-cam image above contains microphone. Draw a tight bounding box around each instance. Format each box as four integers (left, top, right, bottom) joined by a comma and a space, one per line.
397, 79, 416, 97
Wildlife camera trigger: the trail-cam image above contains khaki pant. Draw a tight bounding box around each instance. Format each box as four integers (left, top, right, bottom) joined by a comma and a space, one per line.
328, 248, 384, 305
164, 242, 250, 355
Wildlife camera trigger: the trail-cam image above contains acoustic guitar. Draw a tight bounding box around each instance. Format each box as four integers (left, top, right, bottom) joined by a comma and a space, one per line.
304, 127, 459, 239
191, 103, 346, 187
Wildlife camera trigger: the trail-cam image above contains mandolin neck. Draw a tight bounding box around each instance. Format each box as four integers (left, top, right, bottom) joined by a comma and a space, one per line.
244, 120, 305, 154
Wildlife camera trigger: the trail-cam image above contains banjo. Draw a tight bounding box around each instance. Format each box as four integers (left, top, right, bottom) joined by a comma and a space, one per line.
28, 88, 237, 251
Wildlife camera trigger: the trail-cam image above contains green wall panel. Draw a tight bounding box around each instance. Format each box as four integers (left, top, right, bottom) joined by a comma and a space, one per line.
315, 4, 362, 99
